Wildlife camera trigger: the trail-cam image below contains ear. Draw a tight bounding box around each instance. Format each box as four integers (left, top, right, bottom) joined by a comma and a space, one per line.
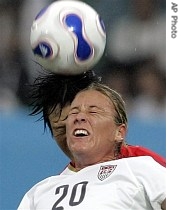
115, 124, 127, 142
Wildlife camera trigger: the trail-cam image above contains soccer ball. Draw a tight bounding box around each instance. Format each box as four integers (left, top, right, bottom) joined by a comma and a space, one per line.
30, 0, 106, 75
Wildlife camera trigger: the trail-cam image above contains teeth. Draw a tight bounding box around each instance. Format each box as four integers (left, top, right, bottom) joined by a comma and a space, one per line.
74, 129, 88, 136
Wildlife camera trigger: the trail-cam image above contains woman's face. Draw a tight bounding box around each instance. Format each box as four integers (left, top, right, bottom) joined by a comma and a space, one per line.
66, 89, 124, 163
49, 104, 73, 159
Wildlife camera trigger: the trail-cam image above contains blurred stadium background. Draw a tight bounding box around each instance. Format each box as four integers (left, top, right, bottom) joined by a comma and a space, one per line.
0, 0, 165, 209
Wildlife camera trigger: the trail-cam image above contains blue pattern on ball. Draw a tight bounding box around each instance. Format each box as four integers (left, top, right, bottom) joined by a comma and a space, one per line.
99, 16, 106, 34
33, 42, 53, 58
65, 14, 93, 61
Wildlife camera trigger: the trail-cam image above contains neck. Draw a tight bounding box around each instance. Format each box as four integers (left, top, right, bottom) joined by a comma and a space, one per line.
73, 155, 116, 171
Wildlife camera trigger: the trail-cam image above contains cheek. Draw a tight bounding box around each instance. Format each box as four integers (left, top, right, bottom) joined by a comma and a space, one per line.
94, 121, 117, 142
66, 118, 73, 134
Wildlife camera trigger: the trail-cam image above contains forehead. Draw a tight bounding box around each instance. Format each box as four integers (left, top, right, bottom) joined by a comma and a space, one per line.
71, 89, 113, 108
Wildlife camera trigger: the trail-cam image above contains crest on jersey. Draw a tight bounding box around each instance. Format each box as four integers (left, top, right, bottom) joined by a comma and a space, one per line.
98, 165, 117, 181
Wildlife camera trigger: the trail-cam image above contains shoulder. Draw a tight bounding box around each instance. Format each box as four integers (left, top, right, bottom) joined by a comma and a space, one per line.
24, 175, 59, 196
126, 155, 163, 163
118, 156, 165, 185
121, 156, 166, 206
121, 145, 166, 167
119, 156, 166, 187
121, 156, 165, 173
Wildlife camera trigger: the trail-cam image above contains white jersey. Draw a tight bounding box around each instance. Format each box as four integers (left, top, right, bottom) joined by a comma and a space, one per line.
18, 156, 165, 210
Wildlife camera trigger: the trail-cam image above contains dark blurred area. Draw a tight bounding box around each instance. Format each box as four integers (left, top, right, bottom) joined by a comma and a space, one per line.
0, 0, 165, 120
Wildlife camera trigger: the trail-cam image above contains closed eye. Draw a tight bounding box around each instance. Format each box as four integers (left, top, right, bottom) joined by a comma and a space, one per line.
69, 111, 79, 115
69, 108, 79, 115
89, 111, 98, 114
68, 106, 104, 116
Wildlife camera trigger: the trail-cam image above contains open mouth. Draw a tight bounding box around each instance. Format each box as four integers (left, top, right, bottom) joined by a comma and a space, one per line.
74, 129, 89, 137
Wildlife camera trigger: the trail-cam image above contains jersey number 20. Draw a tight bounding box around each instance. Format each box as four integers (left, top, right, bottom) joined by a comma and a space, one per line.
52, 181, 88, 209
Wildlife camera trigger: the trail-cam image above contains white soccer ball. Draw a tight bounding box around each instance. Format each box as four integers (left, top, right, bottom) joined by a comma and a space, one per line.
30, 0, 106, 75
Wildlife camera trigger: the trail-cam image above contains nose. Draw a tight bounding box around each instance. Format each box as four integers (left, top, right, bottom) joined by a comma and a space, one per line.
74, 112, 87, 124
